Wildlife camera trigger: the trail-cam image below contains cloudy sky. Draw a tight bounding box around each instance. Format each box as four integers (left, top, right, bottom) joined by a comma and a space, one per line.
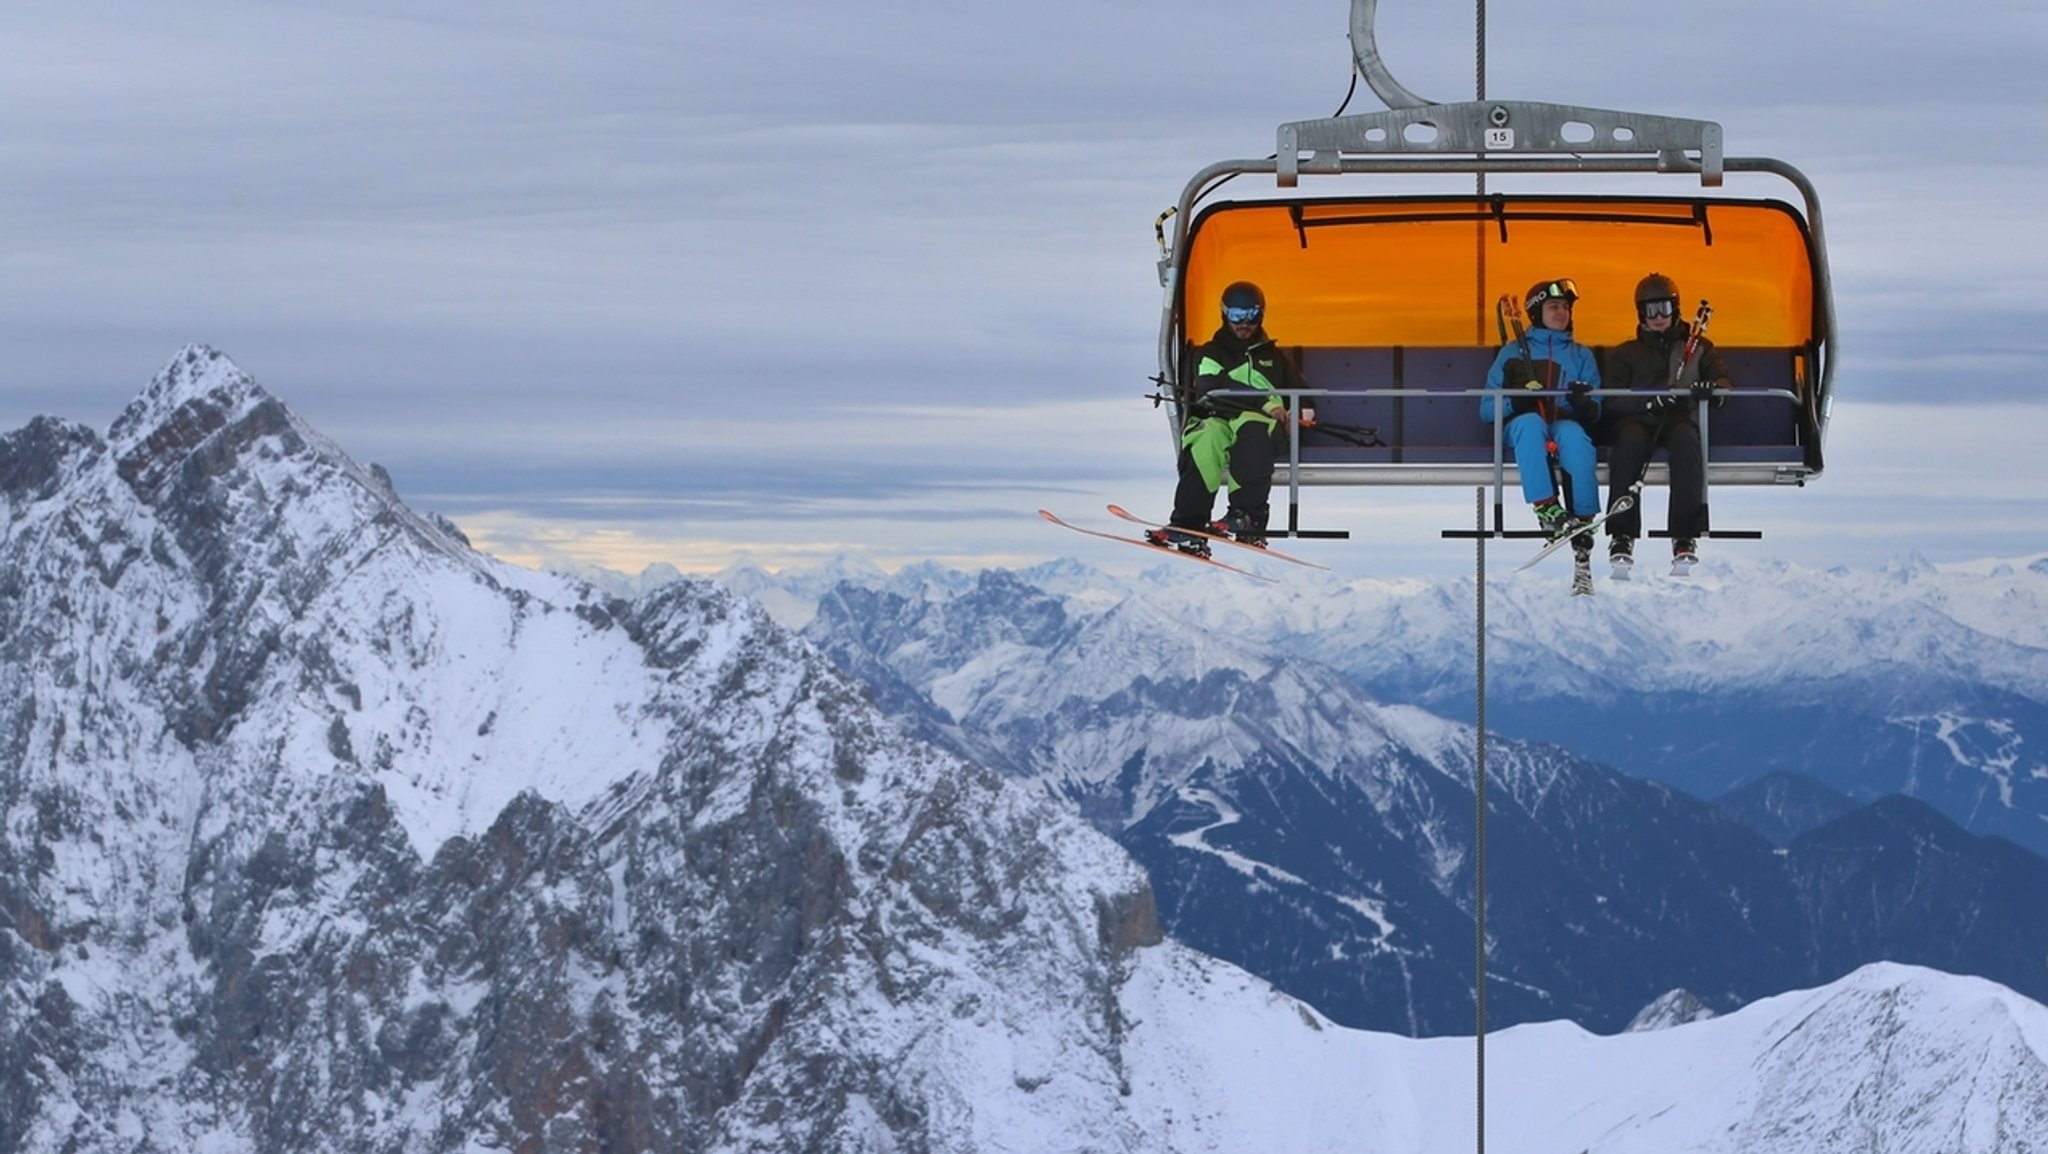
3, 0, 2042, 581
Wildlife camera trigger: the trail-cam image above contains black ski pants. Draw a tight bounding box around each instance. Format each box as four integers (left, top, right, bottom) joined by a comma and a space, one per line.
1605, 415, 1705, 542
1170, 421, 1281, 531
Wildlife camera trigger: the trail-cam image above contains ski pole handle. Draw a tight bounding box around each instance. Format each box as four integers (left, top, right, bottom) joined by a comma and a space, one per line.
1675, 300, 1713, 385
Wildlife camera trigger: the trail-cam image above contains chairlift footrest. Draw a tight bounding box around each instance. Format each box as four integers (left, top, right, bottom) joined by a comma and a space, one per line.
1644, 529, 1763, 540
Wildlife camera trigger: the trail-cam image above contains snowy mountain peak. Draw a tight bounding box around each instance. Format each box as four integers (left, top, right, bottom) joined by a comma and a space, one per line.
107, 344, 267, 479
97, 345, 473, 572
1626, 987, 1718, 1031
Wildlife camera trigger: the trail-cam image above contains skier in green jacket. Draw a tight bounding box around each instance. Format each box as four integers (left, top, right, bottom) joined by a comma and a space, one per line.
1147, 281, 1314, 556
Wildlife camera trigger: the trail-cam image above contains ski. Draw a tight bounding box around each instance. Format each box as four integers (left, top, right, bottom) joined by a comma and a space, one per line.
1671, 553, 1699, 578
1514, 483, 1641, 572
1104, 505, 1330, 570
1572, 553, 1595, 597
1038, 510, 1277, 583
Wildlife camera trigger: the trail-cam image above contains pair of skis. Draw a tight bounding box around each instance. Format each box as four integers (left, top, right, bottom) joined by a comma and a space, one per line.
1046, 499, 1649, 584
1515, 485, 1679, 597
1038, 505, 1330, 582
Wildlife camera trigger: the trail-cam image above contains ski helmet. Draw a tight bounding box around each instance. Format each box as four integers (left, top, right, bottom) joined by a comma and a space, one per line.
1525, 278, 1579, 328
1221, 281, 1266, 326
1635, 273, 1681, 322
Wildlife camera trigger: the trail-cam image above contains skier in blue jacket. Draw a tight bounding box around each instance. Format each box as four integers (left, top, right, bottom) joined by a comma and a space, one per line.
1479, 278, 1603, 543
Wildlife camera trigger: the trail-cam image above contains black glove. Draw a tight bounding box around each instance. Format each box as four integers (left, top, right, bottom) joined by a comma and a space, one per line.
1645, 393, 1681, 414
1689, 378, 1716, 403
1566, 380, 1597, 424
1193, 387, 1253, 417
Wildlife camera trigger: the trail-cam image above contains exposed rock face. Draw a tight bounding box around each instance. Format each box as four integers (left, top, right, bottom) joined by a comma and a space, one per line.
0, 347, 1157, 1153
1626, 988, 1717, 1031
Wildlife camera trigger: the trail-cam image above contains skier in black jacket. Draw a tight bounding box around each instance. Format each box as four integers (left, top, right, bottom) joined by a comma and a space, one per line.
1146, 281, 1313, 555
1601, 273, 1732, 576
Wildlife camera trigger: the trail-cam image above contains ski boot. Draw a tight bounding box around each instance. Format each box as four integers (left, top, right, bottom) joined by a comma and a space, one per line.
1533, 498, 1572, 541
1145, 526, 1212, 559
1609, 535, 1635, 582
1210, 509, 1266, 549
1670, 539, 1699, 577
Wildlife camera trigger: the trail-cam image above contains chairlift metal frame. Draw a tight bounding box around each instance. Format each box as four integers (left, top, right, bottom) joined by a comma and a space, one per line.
1154, 0, 1837, 540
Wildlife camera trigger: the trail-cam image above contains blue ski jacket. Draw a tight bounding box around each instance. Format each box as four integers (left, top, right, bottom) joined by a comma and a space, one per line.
1478, 326, 1602, 425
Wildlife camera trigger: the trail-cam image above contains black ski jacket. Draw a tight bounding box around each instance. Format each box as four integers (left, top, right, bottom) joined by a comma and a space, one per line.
1602, 321, 1732, 423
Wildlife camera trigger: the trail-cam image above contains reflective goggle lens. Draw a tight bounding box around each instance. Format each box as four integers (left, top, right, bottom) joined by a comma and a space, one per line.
1223, 305, 1263, 324
1641, 298, 1677, 318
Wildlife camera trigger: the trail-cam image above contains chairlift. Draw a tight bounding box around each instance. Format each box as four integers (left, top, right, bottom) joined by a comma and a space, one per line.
1155, 0, 1836, 541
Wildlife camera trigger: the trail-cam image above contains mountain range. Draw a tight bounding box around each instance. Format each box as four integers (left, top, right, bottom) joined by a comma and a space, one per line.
770, 560, 2048, 1037
692, 539, 2048, 859
1021, 544, 2048, 859
2, 346, 2044, 1152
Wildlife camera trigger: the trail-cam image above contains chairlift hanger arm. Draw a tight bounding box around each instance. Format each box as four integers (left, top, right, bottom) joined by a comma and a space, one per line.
1338, 0, 1722, 181
1349, 0, 1433, 111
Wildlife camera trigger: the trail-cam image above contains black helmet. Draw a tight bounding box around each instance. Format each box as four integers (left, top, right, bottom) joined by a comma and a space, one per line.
1635, 273, 1681, 322
1221, 281, 1266, 326
1525, 278, 1579, 327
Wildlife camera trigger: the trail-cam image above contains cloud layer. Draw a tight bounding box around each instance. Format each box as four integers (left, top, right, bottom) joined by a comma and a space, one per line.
1, 0, 2039, 576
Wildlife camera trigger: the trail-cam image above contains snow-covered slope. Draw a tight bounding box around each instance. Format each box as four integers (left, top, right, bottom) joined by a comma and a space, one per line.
1118, 959, 2048, 1154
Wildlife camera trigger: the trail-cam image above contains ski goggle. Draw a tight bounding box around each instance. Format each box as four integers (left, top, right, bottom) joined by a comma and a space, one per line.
1223, 304, 1264, 325
1640, 298, 1677, 319
1528, 279, 1578, 307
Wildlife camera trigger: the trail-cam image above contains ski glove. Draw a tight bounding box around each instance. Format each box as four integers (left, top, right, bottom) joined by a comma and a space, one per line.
1566, 380, 1598, 424
1194, 389, 1256, 417
1645, 393, 1681, 414
1688, 378, 1716, 402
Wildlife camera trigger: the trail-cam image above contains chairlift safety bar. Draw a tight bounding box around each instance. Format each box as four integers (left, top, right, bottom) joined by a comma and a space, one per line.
1202, 386, 1808, 537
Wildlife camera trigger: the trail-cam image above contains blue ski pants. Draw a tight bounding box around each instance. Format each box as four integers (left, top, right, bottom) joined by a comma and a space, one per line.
1504, 413, 1599, 515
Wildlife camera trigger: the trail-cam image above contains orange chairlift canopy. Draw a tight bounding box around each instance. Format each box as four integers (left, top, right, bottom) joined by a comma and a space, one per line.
1179, 195, 1819, 351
